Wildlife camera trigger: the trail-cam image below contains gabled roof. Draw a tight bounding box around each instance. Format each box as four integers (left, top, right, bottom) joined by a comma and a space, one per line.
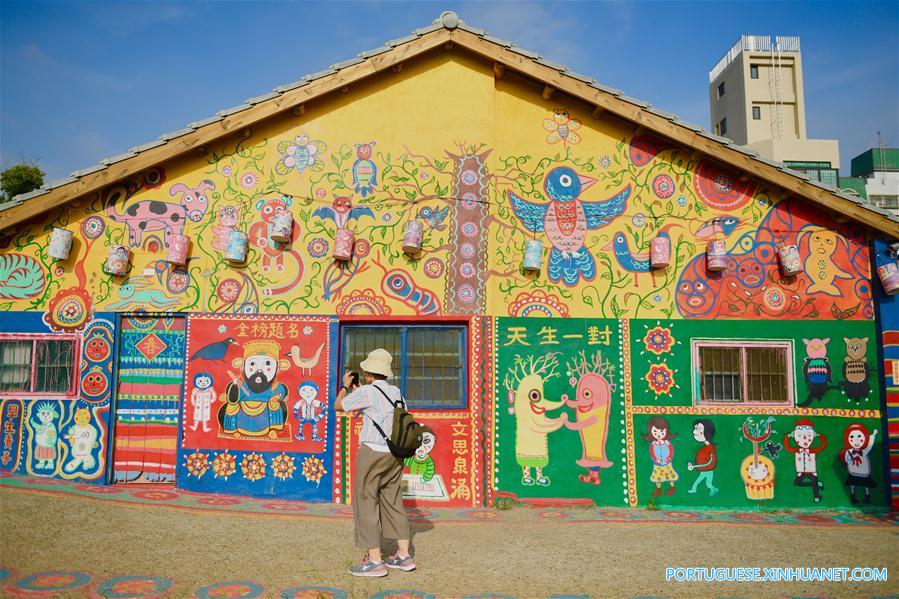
2, 11, 897, 237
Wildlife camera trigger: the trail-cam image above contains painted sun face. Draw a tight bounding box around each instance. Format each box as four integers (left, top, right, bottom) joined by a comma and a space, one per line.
82, 368, 108, 397
651, 426, 666, 441
692, 423, 706, 443
84, 336, 110, 362
848, 429, 866, 449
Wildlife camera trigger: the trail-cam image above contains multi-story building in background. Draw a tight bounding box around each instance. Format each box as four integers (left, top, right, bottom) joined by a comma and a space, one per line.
708, 35, 841, 184
841, 146, 899, 217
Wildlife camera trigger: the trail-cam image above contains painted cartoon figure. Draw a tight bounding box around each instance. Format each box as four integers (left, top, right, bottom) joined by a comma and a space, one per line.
739, 416, 776, 500
686, 419, 719, 496
784, 419, 827, 503
800, 338, 832, 407
352, 141, 378, 197
840, 423, 878, 504
106, 180, 215, 247
219, 341, 290, 438
841, 337, 871, 402
293, 381, 325, 442
105, 276, 180, 311
803, 229, 852, 296
503, 353, 568, 486
190, 372, 216, 432
212, 205, 239, 252
63, 407, 99, 472
562, 351, 614, 485
404, 425, 436, 482
248, 195, 303, 277
641, 416, 678, 497
32, 402, 59, 470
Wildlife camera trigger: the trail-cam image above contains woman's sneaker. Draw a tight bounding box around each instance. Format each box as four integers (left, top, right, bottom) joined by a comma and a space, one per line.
348, 557, 388, 577
385, 554, 416, 571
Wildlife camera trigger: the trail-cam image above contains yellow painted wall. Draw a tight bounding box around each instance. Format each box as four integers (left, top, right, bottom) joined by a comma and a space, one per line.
0, 50, 873, 323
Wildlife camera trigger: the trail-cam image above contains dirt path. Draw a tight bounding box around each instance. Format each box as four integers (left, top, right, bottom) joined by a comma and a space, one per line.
1, 486, 897, 598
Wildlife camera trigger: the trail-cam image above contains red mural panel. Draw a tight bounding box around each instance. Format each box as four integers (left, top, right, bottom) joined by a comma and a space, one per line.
182, 315, 331, 454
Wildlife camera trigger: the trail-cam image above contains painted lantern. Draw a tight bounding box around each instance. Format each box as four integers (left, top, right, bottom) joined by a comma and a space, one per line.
49, 228, 74, 260
333, 228, 355, 261
402, 219, 424, 255
226, 230, 248, 263
104, 245, 130, 276
706, 240, 727, 272
778, 244, 802, 276
167, 234, 190, 265
522, 239, 543, 272
269, 212, 293, 243
877, 261, 899, 295
650, 235, 671, 269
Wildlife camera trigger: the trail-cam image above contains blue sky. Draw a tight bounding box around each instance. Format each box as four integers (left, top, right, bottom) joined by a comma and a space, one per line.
1, 1, 896, 181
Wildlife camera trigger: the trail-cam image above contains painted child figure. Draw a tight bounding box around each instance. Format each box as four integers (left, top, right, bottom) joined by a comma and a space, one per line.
784, 419, 827, 503
641, 416, 678, 497
686, 419, 719, 496
293, 382, 325, 442
190, 372, 216, 433
63, 407, 99, 472
840, 423, 878, 504
32, 402, 59, 470
404, 426, 436, 482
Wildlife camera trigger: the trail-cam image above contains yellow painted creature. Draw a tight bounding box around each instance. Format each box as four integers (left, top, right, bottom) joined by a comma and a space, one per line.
802, 229, 852, 296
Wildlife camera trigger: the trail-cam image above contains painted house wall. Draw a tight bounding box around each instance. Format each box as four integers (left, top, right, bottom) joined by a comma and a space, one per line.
0, 50, 887, 507
873, 239, 898, 509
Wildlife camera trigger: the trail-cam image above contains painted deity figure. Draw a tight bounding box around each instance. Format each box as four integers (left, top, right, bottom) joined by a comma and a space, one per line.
32, 402, 59, 470
562, 351, 614, 485
63, 407, 99, 472
404, 426, 436, 482
190, 372, 216, 432
686, 419, 719, 496
219, 341, 289, 438
642, 416, 678, 497
784, 419, 827, 503
293, 381, 325, 442
504, 353, 567, 487
840, 423, 877, 504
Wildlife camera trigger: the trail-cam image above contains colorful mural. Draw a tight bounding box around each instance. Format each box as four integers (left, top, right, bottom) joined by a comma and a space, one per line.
177, 314, 336, 500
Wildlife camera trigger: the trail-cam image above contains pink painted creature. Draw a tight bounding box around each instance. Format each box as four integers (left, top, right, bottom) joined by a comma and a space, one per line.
562, 351, 614, 485
106, 180, 215, 247
799, 337, 832, 407
212, 205, 239, 252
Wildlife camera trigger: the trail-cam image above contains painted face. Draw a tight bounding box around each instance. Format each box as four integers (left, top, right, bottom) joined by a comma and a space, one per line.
803, 338, 829, 359
84, 335, 110, 361
195, 375, 212, 390
73, 408, 90, 426
259, 199, 288, 224
356, 143, 373, 159
553, 110, 569, 124
37, 409, 55, 424
794, 427, 815, 448
651, 426, 666, 441
333, 196, 353, 214
244, 354, 278, 393
575, 373, 608, 412
848, 429, 866, 449
692, 423, 706, 443
219, 206, 239, 227
299, 385, 317, 402
415, 432, 435, 460
82, 368, 108, 397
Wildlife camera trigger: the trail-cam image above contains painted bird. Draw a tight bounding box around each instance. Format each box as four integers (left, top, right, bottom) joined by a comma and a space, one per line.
352, 142, 378, 198
416, 205, 450, 230
189, 338, 237, 362
313, 196, 374, 229
509, 166, 630, 286
606, 225, 675, 285
694, 216, 740, 240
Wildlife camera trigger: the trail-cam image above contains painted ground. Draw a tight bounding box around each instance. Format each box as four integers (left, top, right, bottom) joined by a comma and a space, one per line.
1, 475, 897, 598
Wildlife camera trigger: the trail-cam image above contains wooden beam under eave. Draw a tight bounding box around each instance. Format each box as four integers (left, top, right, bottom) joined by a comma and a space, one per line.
591, 105, 604, 118
493, 62, 505, 79
292, 104, 306, 116
542, 85, 555, 100
392, 63, 403, 73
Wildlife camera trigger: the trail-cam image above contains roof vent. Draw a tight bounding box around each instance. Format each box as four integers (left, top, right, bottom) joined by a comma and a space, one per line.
439, 11, 459, 29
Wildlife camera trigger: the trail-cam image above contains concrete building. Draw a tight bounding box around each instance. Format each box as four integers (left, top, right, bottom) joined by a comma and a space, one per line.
709, 35, 840, 184
849, 147, 899, 216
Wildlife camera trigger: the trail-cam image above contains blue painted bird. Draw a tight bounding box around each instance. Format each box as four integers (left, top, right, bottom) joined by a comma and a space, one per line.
693, 216, 741, 240
416, 205, 450, 231
509, 166, 630, 286
189, 338, 237, 362
606, 225, 675, 284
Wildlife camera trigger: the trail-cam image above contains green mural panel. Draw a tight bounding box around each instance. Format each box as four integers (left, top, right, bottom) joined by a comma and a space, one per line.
632, 413, 885, 508
494, 317, 628, 505
629, 319, 880, 408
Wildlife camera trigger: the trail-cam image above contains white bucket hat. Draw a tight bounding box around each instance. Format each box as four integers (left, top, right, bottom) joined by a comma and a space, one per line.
360, 348, 394, 378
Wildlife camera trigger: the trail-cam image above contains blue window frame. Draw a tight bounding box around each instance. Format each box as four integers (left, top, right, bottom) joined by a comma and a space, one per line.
341, 324, 467, 409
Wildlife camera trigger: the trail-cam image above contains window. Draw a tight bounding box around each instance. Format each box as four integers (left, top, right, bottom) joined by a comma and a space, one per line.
342, 325, 466, 409
0, 336, 79, 395
718, 117, 728, 136
752, 106, 761, 120
693, 340, 793, 405
750, 65, 759, 79
717, 82, 726, 97
870, 195, 899, 209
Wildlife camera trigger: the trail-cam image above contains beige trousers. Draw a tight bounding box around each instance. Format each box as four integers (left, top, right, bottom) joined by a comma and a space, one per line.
352, 444, 410, 549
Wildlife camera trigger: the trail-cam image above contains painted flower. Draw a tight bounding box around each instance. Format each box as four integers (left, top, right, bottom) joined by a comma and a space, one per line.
307, 237, 329, 258
459, 262, 475, 279
424, 258, 445, 279
420, 171, 430, 180
652, 174, 675, 199
303, 325, 313, 336
272, 453, 296, 481
461, 222, 479, 238
166, 269, 189, 294
315, 187, 327, 199
676, 195, 688, 207
381, 212, 394, 223
81, 215, 106, 240
461, 169, 477, 185
217, 325, 228, 334
212, 452, 236, 479
457, 284, 476, 304
353, 238, 371, 257
460, 192, 478, 209
763, 286, 786, 311
460, 243, 476, 259
652, 293, 663, 304
216, 278, 241, 303
632, 213, 646, 228
643, 324, 675, 356
185, 451, 209, 478
645, 363, 676, 396
599, 155, 612, 169
241, 453, 266, 482
302, 456, 326, 485
44, 287, 92, 332
221, 165, 233, 178
240, 171, 259, 189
